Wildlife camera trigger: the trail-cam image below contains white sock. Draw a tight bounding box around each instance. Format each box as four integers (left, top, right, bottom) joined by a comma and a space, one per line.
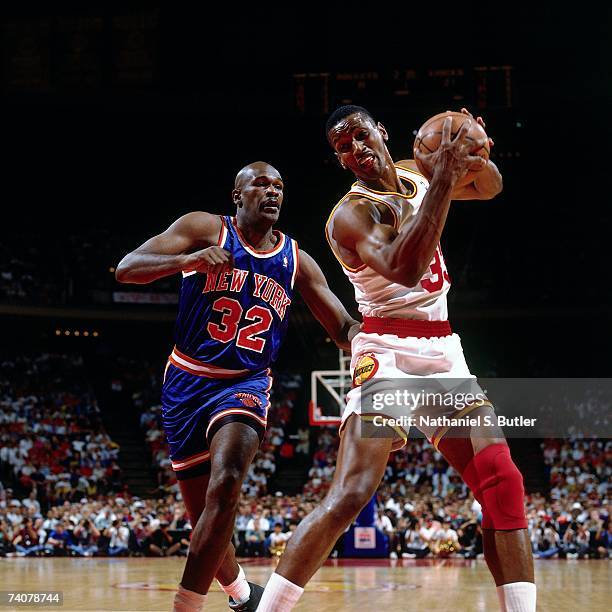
496, 582, 537, 612
257, 572, 304, 612
173, 585, 207, 612
219, 564, 251, 604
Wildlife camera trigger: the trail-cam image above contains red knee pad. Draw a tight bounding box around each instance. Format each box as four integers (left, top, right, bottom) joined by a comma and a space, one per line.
461, 443, 527, 530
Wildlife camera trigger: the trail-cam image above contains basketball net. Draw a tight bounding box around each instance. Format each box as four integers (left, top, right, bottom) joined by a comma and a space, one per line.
309, 349, 351, 427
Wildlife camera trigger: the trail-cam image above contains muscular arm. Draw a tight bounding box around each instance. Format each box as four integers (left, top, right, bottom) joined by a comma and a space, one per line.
115, 212, 228, 284
448, 159, 503, 200
295, 249, 359, 352
333, 173, 454, 287
398, 158, 503, 200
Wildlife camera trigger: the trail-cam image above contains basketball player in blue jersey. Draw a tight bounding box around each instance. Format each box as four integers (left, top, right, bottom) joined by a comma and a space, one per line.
258, 109, 536, 612
116, 161, 359, 612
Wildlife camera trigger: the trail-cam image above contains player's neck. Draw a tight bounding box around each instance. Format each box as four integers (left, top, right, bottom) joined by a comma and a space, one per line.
235, 217, 277, 250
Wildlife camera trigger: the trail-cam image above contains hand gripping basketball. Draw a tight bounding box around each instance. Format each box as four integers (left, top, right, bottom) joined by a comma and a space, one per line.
414, 116, 488, 186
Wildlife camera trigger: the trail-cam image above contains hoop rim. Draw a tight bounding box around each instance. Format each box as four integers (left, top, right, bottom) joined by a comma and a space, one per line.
308, 400, 342, 427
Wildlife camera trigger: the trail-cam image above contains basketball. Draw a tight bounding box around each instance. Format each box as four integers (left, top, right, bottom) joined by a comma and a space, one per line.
413, 111, 490, 184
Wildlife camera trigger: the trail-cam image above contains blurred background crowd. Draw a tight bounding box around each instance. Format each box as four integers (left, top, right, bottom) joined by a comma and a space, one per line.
1, 352, 609, 560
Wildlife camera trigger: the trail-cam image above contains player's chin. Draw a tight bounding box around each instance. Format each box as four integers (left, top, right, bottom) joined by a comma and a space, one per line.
355, 166, 380, 181
258, 207, 280, 222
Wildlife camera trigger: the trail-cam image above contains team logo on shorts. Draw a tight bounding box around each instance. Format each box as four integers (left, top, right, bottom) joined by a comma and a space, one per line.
352, 352, 379, 387
234, 392, 262, 408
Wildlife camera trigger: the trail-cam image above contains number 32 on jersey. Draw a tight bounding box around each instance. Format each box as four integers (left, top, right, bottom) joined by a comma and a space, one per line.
206, 297, 272, 353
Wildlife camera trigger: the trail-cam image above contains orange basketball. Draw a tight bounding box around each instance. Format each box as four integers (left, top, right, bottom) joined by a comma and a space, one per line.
413, 111, 490, 184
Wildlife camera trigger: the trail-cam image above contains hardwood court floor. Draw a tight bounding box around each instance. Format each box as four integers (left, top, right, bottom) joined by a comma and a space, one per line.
1, 557, 610, 611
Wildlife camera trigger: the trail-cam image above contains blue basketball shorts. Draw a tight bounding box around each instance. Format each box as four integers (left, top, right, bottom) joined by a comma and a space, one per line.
161, 349, 272, 480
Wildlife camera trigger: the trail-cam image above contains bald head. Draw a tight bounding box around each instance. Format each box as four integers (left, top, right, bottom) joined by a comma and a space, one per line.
232, 161, 285, 227
234, 161, 281, 189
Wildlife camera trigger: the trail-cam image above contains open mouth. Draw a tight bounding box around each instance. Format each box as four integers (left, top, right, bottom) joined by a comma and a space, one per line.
261, 200, 280, 214
357, 154, 376, 170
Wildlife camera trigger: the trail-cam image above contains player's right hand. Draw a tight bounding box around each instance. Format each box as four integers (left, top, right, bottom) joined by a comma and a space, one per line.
183, 246, 234, 274
416, 116, 488, 185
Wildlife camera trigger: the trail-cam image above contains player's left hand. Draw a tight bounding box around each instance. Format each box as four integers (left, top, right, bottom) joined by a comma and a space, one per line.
458, 107, 495, 149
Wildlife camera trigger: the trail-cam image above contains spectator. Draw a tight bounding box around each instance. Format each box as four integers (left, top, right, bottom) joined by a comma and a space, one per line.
457, 518, 483, 559
245, 516, 267, 557
430, 519, 461, 558
376, 509, 398, 559
402, 518, 430, 559
234, 505, 251, 556
295, 428, 310, 455
129, 516, 152, 556
147, 520, 181, 557
12, 517, 43, 557
105, 519, 130, 557
535, 521, 561, 559
592, 522, 612, 559
268, 522, 291, 557
45, 522, 73, 556
71, 519, 99, 557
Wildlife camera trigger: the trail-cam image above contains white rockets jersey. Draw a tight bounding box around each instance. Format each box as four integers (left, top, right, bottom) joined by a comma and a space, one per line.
325, 163, 451, 320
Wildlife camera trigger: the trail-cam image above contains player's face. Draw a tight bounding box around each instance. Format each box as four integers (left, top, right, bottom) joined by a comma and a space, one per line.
328, 113, 389, 180
236, 170, 284, 224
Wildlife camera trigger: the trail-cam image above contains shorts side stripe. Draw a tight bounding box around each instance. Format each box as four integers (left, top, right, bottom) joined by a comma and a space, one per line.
171, 449, 211, 471
205, 408, 267, 439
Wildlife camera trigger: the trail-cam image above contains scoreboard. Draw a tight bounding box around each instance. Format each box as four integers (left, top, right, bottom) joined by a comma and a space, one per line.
293, 65, 515, 115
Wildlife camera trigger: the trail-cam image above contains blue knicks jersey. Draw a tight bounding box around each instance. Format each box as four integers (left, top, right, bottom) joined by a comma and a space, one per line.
173, 216, 299, 372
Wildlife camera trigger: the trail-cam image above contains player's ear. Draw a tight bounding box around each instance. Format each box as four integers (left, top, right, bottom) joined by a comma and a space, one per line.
232, 188, 242, 207
335, 152, 347, 170
378, 122, 389, 142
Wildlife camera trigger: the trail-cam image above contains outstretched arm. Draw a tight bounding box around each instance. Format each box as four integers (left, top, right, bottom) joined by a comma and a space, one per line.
295, 249, 359, 352
115, 212, 233, 284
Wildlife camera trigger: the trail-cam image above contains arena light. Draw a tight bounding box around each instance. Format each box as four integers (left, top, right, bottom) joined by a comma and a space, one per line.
56, 328, 99, 338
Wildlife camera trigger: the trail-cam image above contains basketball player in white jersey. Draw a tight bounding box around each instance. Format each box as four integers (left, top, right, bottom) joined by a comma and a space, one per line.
257, 107, 536, 612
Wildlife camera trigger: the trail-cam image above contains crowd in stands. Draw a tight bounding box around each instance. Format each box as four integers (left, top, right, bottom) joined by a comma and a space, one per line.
299, 431, 611, 561
1, 352, 609, 560
530, 438, 611, 559
0, 490, 191, 558
0, 354, 124, 511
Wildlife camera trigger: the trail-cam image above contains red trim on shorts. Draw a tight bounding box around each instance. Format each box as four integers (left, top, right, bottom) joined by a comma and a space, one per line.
171, 449, 211, 471
362, 317, 452, 339
205, 408, 268, 439
169, 347, 251, 379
